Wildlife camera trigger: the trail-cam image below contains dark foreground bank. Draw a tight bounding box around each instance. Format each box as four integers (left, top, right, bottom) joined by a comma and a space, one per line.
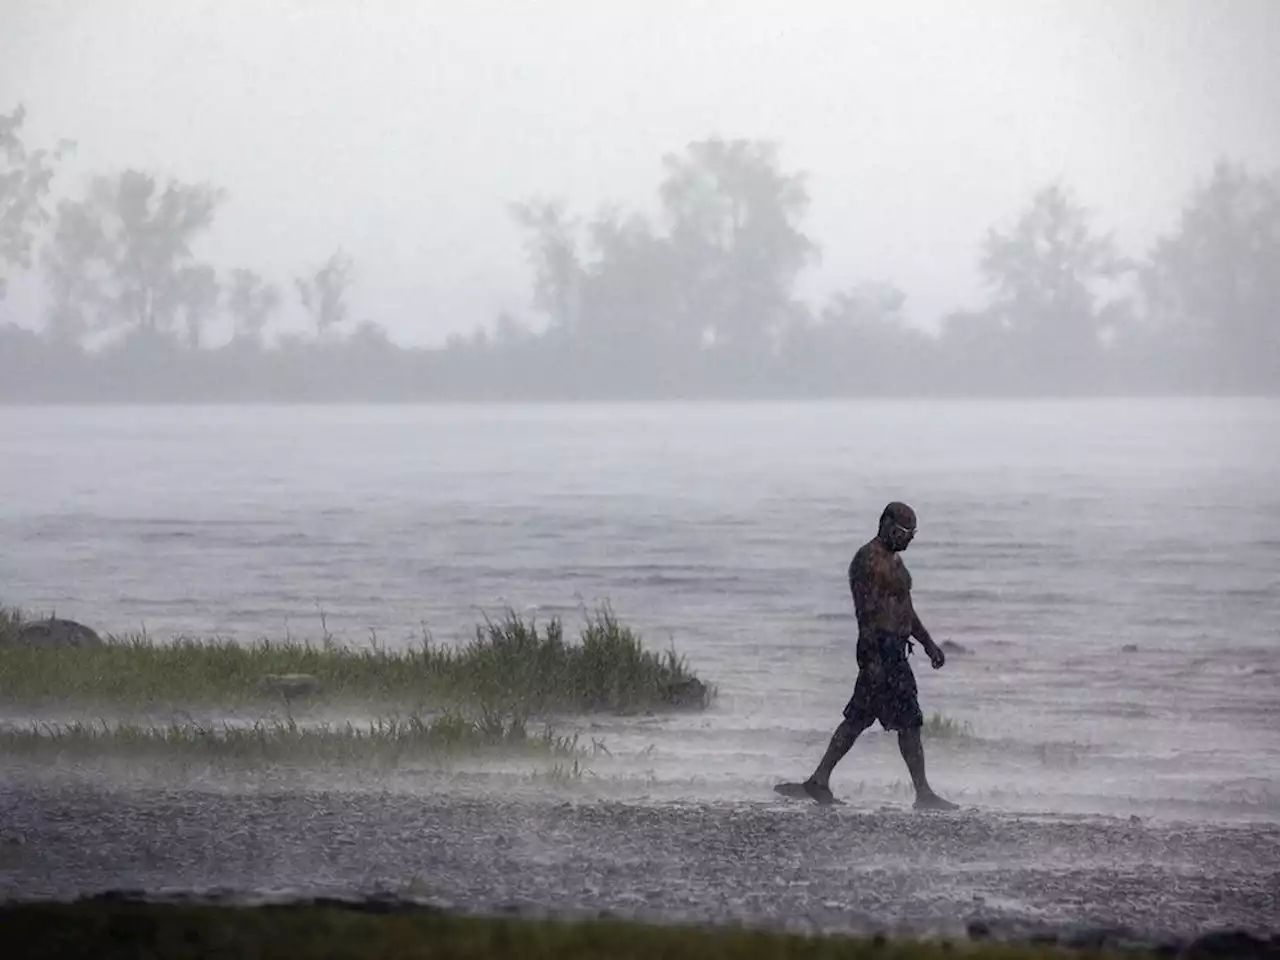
4, 896, 1278, 960
0, 776, 1276, 954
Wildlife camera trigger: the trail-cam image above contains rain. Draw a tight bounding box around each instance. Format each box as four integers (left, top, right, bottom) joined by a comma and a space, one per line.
1, 2, 1277, 955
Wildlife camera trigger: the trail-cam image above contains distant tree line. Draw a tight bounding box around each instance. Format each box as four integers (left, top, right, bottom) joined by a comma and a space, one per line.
1, 103, 1276, 401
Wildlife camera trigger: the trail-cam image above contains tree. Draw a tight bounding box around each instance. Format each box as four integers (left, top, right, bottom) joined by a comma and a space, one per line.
779, 282, 925, 394
1, 104, 73, 300
509, 199, 582, 333
578, 207, 685, 353
1143, 160, 1280, 388
509, 137, 817, 376
226, 268, 281, 345
42, 169, 224, 341
820, 281, 909, 334
658, 137, 818, 356
492, 310, 530, 346
349, 319, 391, 349
296, 250, 353, 339
975, 182, 1129, 387
40, 197, 100, 345
178, 263, 219, 350
935, 308, 1019, 394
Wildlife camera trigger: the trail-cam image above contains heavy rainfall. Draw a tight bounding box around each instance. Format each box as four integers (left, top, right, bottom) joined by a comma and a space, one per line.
0, 2, 1277, 957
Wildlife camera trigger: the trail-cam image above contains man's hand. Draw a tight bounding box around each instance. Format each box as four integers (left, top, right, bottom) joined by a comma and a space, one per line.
911, 613, 945, 669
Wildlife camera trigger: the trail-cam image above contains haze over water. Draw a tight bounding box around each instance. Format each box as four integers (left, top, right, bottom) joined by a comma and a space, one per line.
2, 399, 1276, 821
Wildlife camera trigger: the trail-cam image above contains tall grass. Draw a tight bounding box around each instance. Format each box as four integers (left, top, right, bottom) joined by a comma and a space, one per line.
0, 604, 708, 714
0, 605, 21, 646
921, 712, 975, 740
450, 608, 705, 713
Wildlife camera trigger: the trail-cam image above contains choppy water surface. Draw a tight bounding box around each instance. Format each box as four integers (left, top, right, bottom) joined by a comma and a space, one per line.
1, 400, 1277, 823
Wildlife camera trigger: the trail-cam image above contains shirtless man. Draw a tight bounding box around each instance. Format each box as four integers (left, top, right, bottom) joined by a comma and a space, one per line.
798, 501, 959, 809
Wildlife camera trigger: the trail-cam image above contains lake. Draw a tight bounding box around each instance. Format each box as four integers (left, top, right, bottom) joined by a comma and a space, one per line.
1, 399, 1277, 819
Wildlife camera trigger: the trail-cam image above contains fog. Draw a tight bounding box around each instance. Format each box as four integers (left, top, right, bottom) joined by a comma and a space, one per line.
2, 0, 1278, 399
3, 4, 1280, 941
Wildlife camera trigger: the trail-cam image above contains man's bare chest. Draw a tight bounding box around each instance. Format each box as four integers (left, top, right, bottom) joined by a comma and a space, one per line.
870, 552, 912, 598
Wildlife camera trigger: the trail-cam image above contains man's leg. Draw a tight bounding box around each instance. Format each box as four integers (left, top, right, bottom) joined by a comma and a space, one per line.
804, 715, 872, 802
882, 661, 959, 810
898, 726, 959, 810
803, 669, 880, 801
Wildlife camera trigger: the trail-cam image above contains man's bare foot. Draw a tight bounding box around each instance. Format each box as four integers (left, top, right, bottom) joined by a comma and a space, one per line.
803, 779, 838, 805
913, 790, 960, 811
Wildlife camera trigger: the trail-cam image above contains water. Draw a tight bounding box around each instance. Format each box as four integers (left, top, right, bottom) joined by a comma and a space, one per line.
2, 400, 1278, 821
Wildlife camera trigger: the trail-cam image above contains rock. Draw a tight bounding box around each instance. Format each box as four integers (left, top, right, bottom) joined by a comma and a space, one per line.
4, 617, 103, 649
663, 677, 708, 708
257, 673, 322, 700
966, 920, 992, 940
1121, 643, 1139, 653
940, 640, 969, 655
1181, 930, 1277, 959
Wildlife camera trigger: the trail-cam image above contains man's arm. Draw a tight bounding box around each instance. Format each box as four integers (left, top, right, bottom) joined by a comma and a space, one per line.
849, 551, 875, 634
848, 549, 879, 668
910, 608, 946, 669
909, 610, 933, 645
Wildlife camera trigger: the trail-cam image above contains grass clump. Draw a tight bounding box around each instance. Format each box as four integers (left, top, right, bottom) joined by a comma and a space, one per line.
0, 711, 581, 766
0, 604, 22, 645
0, 604, 708, 714
0, 898, 1135, 960
449, 607, 706, 714
921, 712, 975, 741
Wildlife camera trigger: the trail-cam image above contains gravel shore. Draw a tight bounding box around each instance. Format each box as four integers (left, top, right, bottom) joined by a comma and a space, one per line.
1, 774, 1276, 946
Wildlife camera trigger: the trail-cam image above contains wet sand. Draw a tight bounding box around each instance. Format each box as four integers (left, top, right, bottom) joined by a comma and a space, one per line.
1, 775, 1276, 944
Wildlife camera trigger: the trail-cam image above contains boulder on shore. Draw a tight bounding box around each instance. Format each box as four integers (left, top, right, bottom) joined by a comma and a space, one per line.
663, 677, 709, 708
2, 617, 104, 649
258, 673, 322, 700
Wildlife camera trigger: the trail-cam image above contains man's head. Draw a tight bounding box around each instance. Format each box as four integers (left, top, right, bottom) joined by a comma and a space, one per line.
878, 501, 917, 552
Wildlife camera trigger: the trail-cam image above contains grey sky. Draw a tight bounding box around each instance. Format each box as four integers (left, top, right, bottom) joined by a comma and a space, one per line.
3, 0, 1279, 345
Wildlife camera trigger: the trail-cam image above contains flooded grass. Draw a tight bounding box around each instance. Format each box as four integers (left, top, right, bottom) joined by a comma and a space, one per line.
0, 711, 582, 765
0, 604, 21, 645
921, 712, 975, 740
0, 604, 709, 714
0, 898, 1140, 960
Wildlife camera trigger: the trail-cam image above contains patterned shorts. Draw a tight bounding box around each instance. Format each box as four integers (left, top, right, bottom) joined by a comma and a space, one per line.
843, 655, 924, 731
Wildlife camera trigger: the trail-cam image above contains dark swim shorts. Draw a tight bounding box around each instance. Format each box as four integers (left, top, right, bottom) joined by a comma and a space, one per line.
843, 634, 924, 731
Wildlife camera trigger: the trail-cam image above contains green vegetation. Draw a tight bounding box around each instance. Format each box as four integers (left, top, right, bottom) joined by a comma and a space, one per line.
921, 713, 975, 741
0, 899, 1135, 960
0, 712, 582, 766
0, 604, 22, 645
0, 605, 708, 714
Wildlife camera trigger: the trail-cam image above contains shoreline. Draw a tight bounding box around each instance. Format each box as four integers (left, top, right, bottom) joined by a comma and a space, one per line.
2, 775, 1275, 947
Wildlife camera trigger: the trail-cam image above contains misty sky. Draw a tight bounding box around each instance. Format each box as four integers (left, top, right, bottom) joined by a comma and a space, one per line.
3, 0, 1279, 346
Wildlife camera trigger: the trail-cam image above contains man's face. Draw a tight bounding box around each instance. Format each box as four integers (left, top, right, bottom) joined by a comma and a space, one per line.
886, 519, 916, 552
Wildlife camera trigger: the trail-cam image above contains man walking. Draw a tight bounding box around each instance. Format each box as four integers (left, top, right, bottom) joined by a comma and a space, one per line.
787, 501, 959, 809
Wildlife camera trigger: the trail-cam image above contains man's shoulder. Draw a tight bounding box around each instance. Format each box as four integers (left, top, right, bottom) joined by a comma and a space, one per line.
849, 539, 879, 575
